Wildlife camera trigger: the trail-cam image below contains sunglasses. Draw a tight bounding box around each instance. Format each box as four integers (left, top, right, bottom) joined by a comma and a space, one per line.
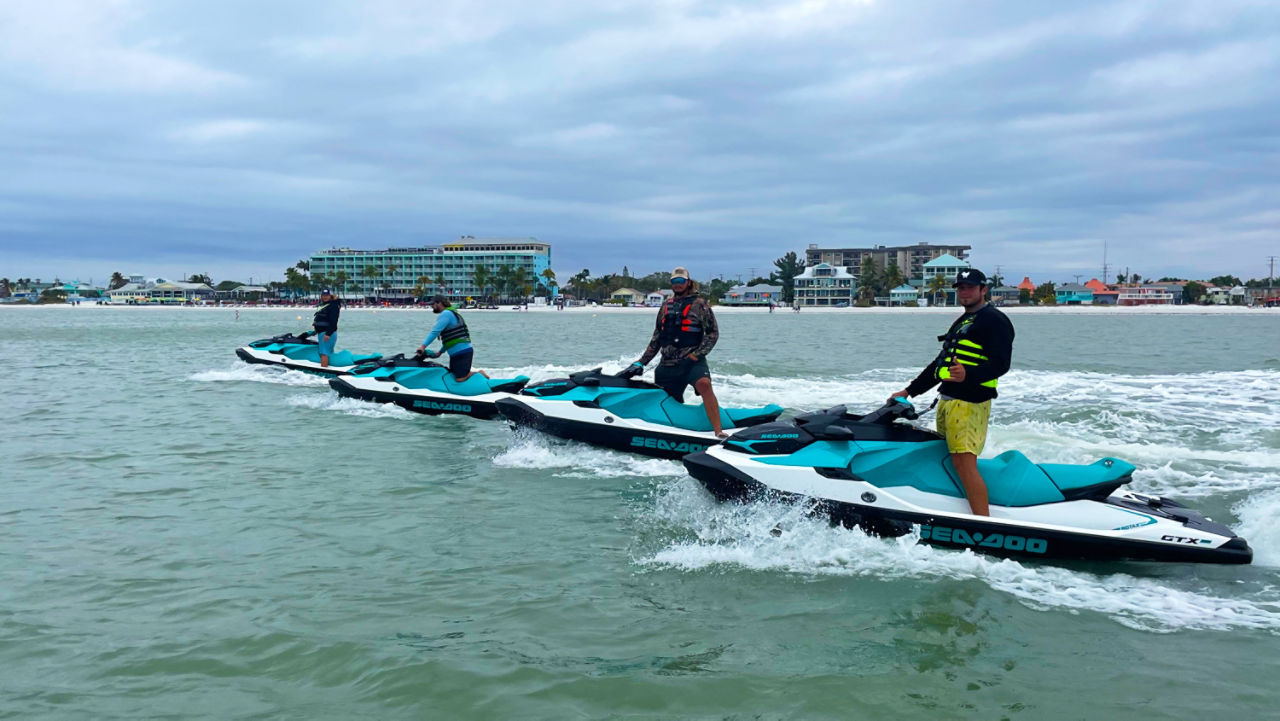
670, 277, 689, 285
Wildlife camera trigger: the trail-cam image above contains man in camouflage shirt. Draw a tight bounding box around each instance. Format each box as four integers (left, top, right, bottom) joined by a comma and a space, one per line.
621, 266, 727, 437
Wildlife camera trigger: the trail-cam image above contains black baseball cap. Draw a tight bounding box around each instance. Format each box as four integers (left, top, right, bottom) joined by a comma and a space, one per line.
953, 268, 987, 287
430, 294, 448, 304
320, 288, 333, 295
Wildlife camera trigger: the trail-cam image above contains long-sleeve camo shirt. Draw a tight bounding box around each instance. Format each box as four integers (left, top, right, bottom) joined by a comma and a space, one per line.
638, 293, 719, 366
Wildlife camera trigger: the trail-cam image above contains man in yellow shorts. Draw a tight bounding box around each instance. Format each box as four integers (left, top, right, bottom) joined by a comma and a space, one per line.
890, 268, 1014, 516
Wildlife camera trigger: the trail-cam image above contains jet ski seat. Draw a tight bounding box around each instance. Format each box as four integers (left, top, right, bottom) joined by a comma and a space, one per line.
973, 451, 1067, 507
1039, 458, 1135, 501
591, 390, 783, 432
382, 366, 531, 396
279, 345, 380, 366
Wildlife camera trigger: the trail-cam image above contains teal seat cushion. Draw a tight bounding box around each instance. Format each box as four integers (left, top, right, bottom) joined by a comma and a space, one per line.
973, 451, 1066, 507
1039, 458, 1135, 494
853, 443, 1068, 507
391, 368, 529, 396
595, 390, 781, 432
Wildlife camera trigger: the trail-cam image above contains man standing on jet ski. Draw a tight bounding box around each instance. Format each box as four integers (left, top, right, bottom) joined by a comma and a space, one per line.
419, 295, 487, 382
312, 288, 340, 368
620, 267, 727, 438
890, 268, 1015, 516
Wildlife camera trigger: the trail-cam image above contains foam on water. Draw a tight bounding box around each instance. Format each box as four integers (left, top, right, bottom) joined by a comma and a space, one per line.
189, 364, 331, 387
642, 479, 1280, 633
493, 432, 683, 479
1235, 490, 1280, 568
285, 394, 415, 419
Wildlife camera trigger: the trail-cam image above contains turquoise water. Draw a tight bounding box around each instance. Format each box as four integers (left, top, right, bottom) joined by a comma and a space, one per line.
2, 306, 1279, 720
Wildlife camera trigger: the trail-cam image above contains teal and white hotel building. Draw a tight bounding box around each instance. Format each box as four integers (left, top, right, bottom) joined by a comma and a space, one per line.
309, 237, 552, 299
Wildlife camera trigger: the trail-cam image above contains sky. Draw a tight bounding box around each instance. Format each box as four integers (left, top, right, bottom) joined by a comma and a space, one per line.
1, 0, 1278, 286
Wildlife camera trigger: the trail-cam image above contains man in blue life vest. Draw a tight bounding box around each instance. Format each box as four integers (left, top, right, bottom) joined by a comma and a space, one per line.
619, 266, 727, 438
312, 288, 340, 368
890, 268, 1015, 516
418, 295, 488, 381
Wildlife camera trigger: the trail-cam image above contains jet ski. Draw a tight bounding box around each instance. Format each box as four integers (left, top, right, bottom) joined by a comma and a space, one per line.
495, 368, 785, 459
329, 352, 531, 419
683, 399, 1251, 564
235, 332, 381, 376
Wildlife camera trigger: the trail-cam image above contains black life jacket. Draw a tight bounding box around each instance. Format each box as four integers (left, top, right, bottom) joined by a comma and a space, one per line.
439, 308, 472, 349
932, 310, 998, 390
658, 296, 703, 348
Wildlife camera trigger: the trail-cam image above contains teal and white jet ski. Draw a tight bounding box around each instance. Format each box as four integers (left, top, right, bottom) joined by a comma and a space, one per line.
495, 368, 784, 459
330, 353, 531, 419
684, 400, 1251, 564
235, 332, 381, 376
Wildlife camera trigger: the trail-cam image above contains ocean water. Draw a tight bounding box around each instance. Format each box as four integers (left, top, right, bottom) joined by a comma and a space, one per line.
2, 306, 1278, 720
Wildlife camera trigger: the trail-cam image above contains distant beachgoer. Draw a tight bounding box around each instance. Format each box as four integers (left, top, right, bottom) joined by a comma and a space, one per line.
312, 289, 341, 368
419, 295, 488, 381
889, 268, 1014, 517
618, 266, 727, 437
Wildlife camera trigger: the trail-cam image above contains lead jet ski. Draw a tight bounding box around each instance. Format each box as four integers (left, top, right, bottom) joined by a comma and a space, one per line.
495, 368, 784, 459
683, 400, 1251, 564
329, 352, 531, 419
235, 332, 381, 376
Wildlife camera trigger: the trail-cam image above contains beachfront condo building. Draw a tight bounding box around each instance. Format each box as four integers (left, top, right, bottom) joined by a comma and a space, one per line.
794, 263, 857, 307
805, 242, 971, 281
309, 237, 552, 299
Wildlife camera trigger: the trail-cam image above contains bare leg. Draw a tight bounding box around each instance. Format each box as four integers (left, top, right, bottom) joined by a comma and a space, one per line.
320, 355, 329, 368
950, 452, 990, 516
694, 377, 726, 437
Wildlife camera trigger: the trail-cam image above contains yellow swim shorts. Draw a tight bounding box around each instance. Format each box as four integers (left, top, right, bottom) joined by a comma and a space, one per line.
936, 398, 991, 456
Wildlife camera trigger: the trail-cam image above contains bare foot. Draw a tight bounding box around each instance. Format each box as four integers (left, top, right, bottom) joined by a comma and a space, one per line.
714, 430, 728, 438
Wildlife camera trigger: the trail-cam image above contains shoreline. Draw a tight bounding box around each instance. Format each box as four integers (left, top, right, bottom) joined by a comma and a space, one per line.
3, 303, 1276, 316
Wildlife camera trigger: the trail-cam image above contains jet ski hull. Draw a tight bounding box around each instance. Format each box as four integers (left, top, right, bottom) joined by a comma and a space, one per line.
235, 346, 360, 376
684, 449, 1252, 565
496, 397, 723, 459
330, 375, 509, 420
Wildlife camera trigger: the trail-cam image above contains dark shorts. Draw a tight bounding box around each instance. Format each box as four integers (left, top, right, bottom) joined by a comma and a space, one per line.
654, 357, 711, 403
448, 348, 473, 379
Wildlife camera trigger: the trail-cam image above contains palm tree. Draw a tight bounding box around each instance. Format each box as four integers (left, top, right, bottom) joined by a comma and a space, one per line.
385, 265, 400, 298
332, 271, 350, 299
858, 256, 880, 303
927, 274, 948, 306
295, 260, 310, 273
109, 272, 127, 290
540, 268, 557, 295
884, 261, 904, 291
415, 275, 431, 300
494, 265, 514, 302
435, 274, 446, 297
0, 278, 10, 298
472, 265, 491, 301
361, 265, 379, 298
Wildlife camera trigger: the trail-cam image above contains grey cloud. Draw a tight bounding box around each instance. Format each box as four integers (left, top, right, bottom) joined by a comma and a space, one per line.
1, 0, 1278, 284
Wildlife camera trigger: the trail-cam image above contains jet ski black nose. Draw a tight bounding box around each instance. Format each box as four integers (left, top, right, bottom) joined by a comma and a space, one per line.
683, 451, 768, 503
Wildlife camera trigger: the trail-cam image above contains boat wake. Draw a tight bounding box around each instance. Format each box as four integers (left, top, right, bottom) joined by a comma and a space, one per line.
639, 478, 1280, 633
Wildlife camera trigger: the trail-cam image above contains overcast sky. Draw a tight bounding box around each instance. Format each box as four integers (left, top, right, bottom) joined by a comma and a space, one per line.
1, 0, 1277, 286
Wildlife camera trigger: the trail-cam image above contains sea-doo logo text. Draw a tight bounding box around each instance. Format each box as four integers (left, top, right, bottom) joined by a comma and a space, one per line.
413, 400, 472, 412
630, 437, 709, 454
919, 525, 1048, 554
760, 433, 800, 439
1161, 534, 1212, 545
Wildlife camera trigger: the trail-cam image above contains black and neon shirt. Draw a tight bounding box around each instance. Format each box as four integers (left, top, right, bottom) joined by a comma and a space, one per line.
906, 303, 1014, 403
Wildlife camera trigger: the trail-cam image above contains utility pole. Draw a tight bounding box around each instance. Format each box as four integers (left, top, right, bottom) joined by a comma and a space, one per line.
1269, 256, 1276, 299
1073, 274, 1083, 285
1101, 241, 1109, 285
